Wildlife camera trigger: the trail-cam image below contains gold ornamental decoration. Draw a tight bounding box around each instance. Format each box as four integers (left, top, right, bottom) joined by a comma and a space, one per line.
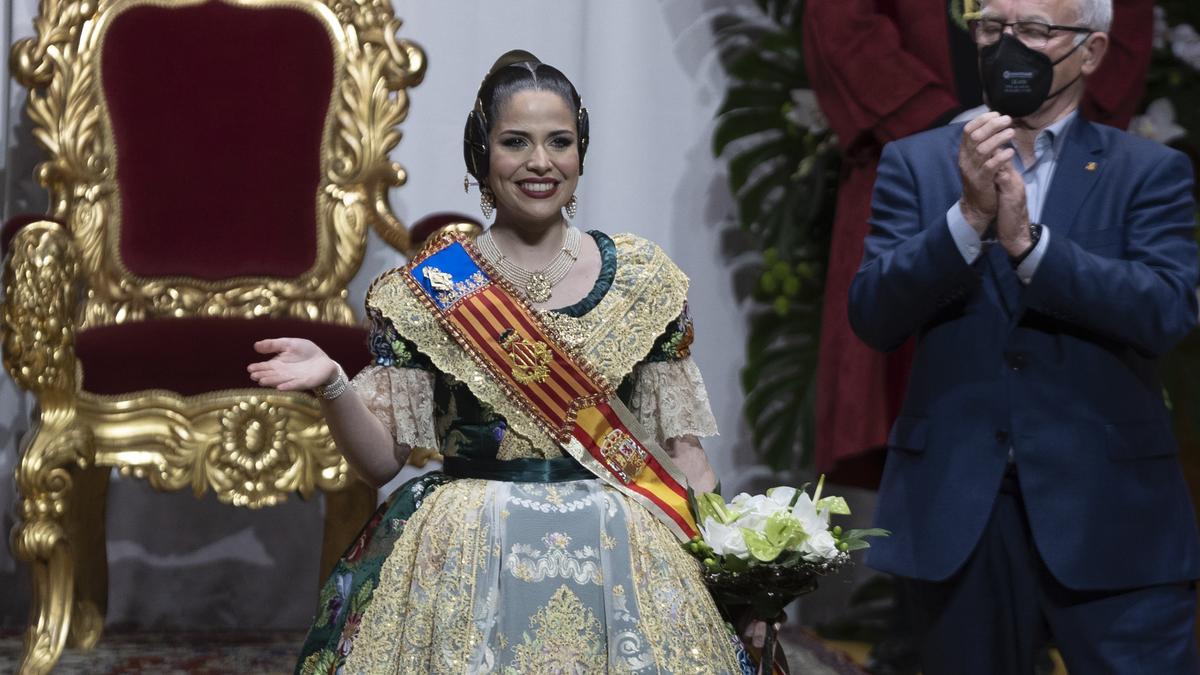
2, 222, 94, 675
83, 392, 351, 508
11, 0, 426, 330
3, 1, 426, 673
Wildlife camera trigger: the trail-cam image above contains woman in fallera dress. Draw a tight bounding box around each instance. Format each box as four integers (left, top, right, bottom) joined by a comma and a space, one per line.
250, 50, 759, 674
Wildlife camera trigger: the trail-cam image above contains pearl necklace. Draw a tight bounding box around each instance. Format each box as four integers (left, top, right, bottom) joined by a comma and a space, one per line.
476, 226, 581, 303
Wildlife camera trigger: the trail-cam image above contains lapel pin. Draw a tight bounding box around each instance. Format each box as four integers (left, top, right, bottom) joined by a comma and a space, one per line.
1085, 161, 1098, 171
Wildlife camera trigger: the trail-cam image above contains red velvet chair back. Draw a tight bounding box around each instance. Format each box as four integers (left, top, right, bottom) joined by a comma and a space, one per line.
101, 1, 333, 280
12, 0, 423, 330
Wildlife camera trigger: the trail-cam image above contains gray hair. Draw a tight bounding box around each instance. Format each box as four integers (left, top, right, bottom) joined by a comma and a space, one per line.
1073, 0, 1112, 33
978, 0, 1112, 33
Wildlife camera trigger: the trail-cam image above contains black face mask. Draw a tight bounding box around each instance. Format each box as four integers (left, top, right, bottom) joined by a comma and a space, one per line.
979, 33, 1087, 117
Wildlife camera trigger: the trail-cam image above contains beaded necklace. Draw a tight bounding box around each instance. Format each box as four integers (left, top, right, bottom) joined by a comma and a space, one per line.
476, 226, 581, 303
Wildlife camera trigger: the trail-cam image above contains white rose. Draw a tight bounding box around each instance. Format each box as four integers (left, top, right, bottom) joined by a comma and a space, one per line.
766, 486, 797, 507
801, 530, 842, 562
728, 492, 756, 512
729, 493, 784, 531
701, 517, 749, 559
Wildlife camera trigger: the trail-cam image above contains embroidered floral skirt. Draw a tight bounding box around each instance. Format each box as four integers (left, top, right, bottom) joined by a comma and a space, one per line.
296, 473, 752, 674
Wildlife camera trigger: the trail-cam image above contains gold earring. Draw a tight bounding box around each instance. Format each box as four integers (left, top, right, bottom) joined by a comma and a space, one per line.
565, 194, 578, 219
480, 187, 495, 220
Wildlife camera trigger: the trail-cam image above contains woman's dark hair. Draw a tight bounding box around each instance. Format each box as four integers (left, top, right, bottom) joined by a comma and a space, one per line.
463, 50, 589, 182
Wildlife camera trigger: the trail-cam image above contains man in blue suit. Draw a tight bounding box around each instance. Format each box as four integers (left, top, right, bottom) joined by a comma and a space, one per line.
850, 0, 1200, 671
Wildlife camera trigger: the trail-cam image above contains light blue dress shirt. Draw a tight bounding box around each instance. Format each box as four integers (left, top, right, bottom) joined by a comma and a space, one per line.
947, 110, 1078, 283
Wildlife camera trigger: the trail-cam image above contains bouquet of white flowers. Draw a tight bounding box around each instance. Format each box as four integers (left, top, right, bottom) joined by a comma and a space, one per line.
686, 476, 886, 672
689, 476, 882, 571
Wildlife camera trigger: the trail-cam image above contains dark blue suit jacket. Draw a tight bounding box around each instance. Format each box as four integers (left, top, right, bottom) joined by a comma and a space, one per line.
850, 117, 1200, 590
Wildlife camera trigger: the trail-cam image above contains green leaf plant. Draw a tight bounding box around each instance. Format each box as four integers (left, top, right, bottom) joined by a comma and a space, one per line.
712, 0, 839, 469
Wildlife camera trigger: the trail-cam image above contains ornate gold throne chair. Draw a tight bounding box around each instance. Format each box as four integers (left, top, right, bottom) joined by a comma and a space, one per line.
1, 1, 423, 672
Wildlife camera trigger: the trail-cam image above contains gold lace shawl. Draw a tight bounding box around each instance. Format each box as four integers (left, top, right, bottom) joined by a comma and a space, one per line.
365, 233, 691, 459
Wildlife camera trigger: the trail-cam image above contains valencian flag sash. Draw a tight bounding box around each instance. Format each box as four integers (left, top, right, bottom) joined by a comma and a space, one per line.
403, 233, 699, 542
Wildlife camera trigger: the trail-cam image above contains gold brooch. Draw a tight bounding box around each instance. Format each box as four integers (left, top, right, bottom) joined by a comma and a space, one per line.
499, 329, 552, 384
600, 428, 648, 484
1085, 162, 1098, 172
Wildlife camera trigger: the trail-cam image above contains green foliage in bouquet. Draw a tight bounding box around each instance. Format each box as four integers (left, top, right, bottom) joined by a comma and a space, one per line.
684, 478, 887, 644
685, 478, 886, 575
711, 0, 839, 470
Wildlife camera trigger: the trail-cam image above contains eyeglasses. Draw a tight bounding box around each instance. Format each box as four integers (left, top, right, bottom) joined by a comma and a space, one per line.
969, 18, 1092, 49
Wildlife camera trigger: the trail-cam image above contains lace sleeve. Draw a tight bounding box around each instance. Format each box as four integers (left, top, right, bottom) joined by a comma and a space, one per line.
627, 357, 719, 444
350, 365, 438, 451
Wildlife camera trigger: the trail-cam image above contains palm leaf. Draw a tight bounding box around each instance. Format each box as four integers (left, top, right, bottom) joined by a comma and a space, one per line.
711, 0, 839, 470
713, 109, 787, 156
718, 85, 791, 116
727, 138, 793, 193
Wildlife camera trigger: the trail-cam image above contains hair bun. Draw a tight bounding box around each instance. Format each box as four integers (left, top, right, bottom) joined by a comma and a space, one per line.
486, 50, 540, 79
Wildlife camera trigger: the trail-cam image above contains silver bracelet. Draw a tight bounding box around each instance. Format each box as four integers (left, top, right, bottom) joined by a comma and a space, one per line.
313, 363, 349, 400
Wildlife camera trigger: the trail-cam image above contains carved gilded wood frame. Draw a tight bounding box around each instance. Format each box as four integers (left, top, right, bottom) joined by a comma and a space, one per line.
2, 1, 424, 672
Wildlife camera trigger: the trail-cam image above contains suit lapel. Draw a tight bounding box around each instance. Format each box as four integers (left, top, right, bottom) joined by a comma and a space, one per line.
1037, 118, 1106, 240
985, 118, 1105, 321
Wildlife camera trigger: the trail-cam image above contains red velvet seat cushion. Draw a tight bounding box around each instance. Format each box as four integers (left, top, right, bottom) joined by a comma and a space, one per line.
76, 318, 370, 396
100, 2, 333, 279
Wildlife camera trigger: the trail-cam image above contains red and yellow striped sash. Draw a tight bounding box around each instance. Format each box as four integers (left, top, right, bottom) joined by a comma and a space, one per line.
403, 233, 698, 541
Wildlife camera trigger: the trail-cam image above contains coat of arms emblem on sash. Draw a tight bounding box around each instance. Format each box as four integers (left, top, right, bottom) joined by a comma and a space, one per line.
600, 428, 649, 484
498, 329, 553, 384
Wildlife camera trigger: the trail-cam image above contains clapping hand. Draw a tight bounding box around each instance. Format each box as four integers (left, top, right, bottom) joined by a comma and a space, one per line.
995, 159, 1033, 259
958, 112, 1016, 234
247, 338, 338, 392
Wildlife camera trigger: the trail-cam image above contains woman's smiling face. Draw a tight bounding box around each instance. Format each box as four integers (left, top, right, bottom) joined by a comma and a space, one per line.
486, 89, 580, 229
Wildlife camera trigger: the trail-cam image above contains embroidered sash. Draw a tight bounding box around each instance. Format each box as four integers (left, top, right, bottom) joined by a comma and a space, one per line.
400, 233, 699, 541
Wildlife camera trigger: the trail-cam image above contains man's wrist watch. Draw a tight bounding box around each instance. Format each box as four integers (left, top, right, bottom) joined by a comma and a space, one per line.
1010, 222, 1043, 267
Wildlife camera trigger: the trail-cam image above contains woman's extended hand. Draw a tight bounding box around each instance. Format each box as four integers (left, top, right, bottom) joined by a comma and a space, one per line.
247, 338, 338, 391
